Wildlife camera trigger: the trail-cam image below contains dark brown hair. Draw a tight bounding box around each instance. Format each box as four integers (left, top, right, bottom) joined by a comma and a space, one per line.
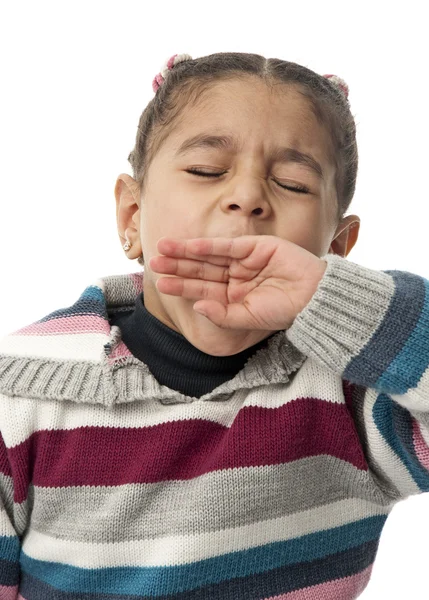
127, 52, 358, 267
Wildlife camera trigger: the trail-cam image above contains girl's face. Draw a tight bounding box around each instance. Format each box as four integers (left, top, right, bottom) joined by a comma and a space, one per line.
116, 77, 360, 356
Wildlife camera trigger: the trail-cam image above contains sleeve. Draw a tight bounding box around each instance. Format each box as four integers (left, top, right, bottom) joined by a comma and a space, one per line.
0, 431, 20, 599
285, 252, 429, 501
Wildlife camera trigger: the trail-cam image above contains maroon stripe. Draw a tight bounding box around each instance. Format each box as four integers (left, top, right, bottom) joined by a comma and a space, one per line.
8, 398, 368, 502
0, 433, 12, 477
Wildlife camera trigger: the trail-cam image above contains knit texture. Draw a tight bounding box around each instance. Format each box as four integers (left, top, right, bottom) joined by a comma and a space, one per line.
108, 291, 278, 399
0, 252, 428, 599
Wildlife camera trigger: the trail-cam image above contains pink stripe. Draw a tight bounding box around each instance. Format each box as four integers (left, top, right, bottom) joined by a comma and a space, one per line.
263, 563, 373, 599
412, 419, 429, 469
108, 339, 134, 364
18, 595, 26, 600
13, 314, 109, 336
129, 271, 143, 294
0, 584, 19, 600
8, 398, 368, 502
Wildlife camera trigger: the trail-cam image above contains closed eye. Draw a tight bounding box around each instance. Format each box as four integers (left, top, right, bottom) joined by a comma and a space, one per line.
185, 169, 310, 194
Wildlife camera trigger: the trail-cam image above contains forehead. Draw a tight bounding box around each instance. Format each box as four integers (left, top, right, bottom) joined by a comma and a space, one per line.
165, 78, 333, 166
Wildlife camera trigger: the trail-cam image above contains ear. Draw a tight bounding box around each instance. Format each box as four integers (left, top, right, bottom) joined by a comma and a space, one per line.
114, 173, 142, 260
329, 215, 361, 257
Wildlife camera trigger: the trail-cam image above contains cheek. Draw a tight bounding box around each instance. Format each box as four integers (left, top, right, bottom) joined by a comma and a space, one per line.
279, 211, 326, 256
141, 196, 200, 249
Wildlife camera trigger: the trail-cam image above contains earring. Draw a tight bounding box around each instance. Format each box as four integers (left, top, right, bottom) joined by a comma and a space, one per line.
123, 240, 132, 251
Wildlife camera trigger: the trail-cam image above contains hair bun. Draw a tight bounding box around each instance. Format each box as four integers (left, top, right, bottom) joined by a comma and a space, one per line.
322, 74, 349, 99
152, 53, 193, 93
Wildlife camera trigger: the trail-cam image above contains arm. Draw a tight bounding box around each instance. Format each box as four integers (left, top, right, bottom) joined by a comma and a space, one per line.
0, 432, 20, 599
286, 252, 429, 499
147, 234, 429, 499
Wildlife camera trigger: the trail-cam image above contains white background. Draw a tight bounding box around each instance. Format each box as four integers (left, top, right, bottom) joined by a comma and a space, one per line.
1, 1, 428, 598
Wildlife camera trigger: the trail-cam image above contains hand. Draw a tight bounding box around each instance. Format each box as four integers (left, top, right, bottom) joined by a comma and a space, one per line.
149, 235, 327, 331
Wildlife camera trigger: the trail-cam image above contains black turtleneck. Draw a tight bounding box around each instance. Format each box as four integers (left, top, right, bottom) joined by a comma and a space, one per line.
109, 292, 277, 399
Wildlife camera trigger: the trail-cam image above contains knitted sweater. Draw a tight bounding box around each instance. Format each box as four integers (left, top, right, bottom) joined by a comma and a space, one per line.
0, 253, 428, 600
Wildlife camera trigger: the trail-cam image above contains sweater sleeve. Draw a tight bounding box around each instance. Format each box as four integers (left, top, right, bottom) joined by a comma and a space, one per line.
0, 432, 20, 599
286, 252, 429, 500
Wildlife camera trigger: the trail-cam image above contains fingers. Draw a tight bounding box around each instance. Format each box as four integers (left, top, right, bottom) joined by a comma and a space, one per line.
149, 255, 230, 283
155, 276, 228, 304
154, 239, 232, 267
156, 236, 256, 261
155, 235, 280, 272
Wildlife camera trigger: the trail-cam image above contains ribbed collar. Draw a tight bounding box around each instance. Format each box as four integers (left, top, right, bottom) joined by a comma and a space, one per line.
0, 270, 308, 406
109, 291, 279, 399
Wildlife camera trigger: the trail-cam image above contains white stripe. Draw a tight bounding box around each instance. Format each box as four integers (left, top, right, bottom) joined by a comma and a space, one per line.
0, 332, 108, 362
390, 362, 429, 413
0, 360, 344, 448
247, 356, 346, 408
0, 391, 244, 447
21, 496, 388, 568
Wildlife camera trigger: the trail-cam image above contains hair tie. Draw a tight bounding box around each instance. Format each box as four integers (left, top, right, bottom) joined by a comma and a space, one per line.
322, 74, 349, 99
152, 53, 193, 93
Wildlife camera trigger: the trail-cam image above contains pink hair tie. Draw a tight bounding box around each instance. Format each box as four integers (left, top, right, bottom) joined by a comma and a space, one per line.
323, 74, 349, 99
152, 73, 165, 93
152, 53, 193, 93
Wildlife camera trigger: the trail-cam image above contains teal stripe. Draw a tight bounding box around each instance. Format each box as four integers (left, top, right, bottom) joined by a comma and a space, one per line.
344, 270, 426, 391
373, 393, 429, 492
39, 284, 106, 323
0, 534, 20, 562
376, 277, 429, 393
80, 285, 105, 303
20, 515, 387, 596
369, 276, 429, 492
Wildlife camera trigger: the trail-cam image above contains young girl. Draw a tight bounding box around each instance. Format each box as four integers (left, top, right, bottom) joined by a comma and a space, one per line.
0, 51, 428, 600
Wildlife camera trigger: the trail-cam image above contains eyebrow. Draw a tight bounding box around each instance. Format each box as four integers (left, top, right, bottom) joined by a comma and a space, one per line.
174, 133, 324, 180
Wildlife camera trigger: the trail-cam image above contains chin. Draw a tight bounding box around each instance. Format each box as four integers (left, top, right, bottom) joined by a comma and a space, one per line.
184, 319, 264, 356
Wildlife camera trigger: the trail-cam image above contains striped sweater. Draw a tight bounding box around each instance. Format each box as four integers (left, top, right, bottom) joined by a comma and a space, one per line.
0, 252, 428, 599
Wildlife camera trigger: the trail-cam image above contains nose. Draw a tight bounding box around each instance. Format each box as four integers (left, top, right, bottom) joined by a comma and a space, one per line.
222, 174, 271, 217
228, 203, 264, 215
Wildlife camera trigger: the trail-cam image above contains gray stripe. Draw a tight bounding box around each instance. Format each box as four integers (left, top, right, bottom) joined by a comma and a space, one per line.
0, 472, 14, 516
287, 254, 395, 378
0, 472, 29, 536
31, 455, 392, 543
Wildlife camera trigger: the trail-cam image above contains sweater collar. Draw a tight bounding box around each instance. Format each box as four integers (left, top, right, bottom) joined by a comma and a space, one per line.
0, 270, 306, 406
109, 290, 280, 399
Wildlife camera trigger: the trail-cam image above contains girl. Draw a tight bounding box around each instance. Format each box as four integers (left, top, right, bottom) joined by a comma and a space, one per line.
0, 51, 428, 600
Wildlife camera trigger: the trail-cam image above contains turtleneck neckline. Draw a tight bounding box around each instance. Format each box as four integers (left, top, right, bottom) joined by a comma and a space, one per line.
109, 291, 277, 399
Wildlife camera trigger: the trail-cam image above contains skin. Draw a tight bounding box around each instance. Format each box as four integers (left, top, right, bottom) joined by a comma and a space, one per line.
114, 77, 360, 357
